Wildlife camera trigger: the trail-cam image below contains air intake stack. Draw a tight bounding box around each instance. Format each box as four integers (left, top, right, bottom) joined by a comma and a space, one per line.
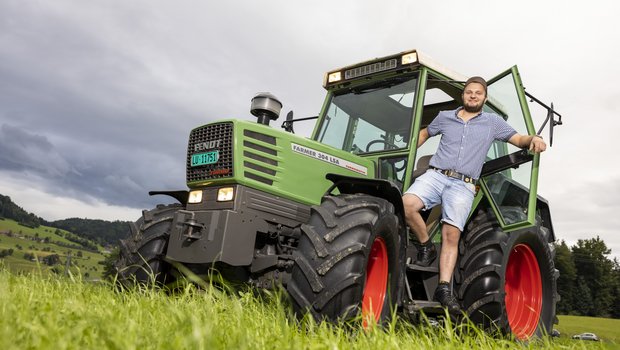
250, 92, 282, 126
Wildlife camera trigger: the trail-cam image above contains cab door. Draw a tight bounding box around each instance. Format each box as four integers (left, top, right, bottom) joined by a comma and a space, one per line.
479, 66, 539, 230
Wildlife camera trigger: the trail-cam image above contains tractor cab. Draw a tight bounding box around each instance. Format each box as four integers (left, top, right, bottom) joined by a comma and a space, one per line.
312, 50, 561, 232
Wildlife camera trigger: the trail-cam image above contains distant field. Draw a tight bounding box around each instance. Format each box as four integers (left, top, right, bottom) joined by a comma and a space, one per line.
0, 219, 107, 279
557, 315, 619, 344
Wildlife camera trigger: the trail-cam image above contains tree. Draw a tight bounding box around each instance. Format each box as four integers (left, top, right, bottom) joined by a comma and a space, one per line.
554, 241, 576, 314
101, 247, 119, 281
0, 248, 14, 258
23, 252, 35, 261
571, 236, 615, 317
573, 276, 593, 315
42, 254, 61, 266
611, 259, 620, 318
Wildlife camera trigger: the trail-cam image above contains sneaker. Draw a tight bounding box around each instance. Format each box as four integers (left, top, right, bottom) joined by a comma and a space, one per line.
434, 283, 461, 314
415, 240, 437, 266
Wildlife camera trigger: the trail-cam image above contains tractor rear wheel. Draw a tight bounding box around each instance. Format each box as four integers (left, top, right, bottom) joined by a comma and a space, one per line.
456, 207, 558, 339
115, 204, 181, 287
287, 194, 403, 326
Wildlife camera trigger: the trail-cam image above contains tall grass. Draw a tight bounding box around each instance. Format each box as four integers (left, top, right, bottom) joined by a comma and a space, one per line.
0, 267, 607, 349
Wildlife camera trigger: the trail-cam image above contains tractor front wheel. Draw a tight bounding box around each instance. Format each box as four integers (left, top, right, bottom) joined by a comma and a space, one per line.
287, 194, 403, 326
115, 204, 181, 287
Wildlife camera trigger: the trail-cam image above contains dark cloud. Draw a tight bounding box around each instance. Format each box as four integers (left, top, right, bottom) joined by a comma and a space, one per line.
0, 124, 77, 177
0, 123, 182, 208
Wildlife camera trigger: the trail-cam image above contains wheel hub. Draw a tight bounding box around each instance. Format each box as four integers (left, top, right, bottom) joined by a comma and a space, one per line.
505, 243, 543, 339
362, 237, 388, 327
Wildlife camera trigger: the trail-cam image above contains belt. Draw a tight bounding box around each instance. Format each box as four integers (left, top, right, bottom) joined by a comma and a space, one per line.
429, 166, 477, 185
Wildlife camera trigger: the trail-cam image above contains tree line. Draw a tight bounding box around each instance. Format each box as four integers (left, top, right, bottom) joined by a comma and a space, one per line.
0, 193, 130, 246
0, 194, 44, 228
554, 236, 620, 318
50, 218, 130, 246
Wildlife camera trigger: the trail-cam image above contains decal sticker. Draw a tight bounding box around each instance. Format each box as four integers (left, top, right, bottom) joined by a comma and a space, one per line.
291, 143, 368, 176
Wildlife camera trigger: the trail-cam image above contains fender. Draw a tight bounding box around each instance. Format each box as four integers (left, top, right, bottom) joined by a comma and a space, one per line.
324, 173, 405, 221
149, 190, 189, 204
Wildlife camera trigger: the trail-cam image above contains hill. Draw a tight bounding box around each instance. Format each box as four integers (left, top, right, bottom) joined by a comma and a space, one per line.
0, 217, 107, 279
0, 193, 131, 246
0, 194, 44, 228
51, 217, 131, 246
0, 193, 130, 279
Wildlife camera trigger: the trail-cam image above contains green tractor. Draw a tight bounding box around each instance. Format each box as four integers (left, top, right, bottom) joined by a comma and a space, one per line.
115, 50, 562, 339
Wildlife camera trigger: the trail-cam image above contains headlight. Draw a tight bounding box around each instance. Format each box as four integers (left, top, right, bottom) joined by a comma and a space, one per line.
327, 71, 342, 83
188, 190, 203, 204
217, 187, 234, 202
401, 52, 418, 65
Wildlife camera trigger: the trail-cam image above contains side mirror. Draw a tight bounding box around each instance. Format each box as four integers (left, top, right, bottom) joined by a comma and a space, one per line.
282, 111, 295, 133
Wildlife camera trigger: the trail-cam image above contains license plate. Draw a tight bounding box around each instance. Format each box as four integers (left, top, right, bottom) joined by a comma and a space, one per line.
191, 151, 219, 166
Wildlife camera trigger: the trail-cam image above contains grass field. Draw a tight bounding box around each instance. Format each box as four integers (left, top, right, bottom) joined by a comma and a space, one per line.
556, 315, 620, 344
0, 268, 614, 350
0, 219, 107, 279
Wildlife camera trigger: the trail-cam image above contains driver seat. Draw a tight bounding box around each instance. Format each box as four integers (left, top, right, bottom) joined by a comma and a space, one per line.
412, 155, 432, 180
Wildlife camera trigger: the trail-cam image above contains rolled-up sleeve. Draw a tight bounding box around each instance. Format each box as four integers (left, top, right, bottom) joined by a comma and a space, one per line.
427, 112, 445, 137
493, 115, 517, 141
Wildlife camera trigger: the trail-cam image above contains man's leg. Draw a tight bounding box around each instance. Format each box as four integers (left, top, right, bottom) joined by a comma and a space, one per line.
434, 222, 462, 314
402, 171, 445, 266
438, 223, 461, 283
402, 194, 428, 243
433, 179, 475, 314
403, 194, 437, 266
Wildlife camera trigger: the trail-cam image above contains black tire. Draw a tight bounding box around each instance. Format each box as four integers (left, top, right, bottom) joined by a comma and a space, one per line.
115, 203, 182, 287
286, 194, 404, 326
456, 207, 558, 339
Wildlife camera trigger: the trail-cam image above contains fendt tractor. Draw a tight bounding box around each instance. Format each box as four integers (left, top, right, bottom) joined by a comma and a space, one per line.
115, 50, 563, 339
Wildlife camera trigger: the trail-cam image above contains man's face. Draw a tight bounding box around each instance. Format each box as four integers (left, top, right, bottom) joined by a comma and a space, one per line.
462, 82, 486, 113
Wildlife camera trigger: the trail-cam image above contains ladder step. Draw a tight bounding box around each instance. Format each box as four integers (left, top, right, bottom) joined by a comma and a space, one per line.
404, 300, 445, 314
406, 263, 439, 273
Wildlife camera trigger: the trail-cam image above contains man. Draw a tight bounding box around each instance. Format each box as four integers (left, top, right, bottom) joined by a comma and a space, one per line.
402, 76, 546, 313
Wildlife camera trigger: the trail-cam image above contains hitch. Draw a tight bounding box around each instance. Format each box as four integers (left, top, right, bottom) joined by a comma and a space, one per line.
174, 210, 205, 241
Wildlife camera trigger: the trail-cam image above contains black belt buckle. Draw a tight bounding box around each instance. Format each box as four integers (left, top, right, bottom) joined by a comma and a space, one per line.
446, 170, 459, 179
431, 166, 477, 184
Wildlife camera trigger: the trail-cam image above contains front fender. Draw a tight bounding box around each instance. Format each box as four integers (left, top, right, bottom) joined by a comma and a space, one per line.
324, 173, 405, 221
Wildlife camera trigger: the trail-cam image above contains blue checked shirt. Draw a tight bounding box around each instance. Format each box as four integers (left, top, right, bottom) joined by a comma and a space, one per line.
427, 107, 517, 179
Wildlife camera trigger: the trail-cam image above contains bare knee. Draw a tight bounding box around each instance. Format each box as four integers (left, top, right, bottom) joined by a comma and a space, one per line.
441, 224, 461, 246
403, 194, 424, 215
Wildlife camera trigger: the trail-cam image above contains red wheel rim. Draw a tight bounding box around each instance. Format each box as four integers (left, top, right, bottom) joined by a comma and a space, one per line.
362, 237, 388, 328
505, 243, 543, 339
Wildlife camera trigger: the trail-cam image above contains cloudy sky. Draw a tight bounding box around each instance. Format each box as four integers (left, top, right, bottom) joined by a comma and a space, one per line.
1, 0, 619, 258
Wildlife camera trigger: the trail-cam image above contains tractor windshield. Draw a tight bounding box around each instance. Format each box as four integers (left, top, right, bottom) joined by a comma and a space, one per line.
315, 74, 418, 154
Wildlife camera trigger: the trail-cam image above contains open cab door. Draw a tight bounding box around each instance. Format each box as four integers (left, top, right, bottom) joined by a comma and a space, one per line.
479, 66, 540, 230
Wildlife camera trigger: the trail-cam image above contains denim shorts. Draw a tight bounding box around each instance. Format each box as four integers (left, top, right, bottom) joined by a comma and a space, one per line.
404, 169, 476, 231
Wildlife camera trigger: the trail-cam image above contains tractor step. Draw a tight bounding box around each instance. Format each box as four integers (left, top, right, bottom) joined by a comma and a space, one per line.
403, 300, 444, 315
406, 263, 439, 273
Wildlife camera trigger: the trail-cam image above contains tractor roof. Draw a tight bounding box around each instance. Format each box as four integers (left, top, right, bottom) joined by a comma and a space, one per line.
324, 49, 468, 88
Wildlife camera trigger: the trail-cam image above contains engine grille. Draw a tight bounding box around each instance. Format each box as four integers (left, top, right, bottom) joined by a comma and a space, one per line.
242, 129, 278, 185
186, 122, 234, 183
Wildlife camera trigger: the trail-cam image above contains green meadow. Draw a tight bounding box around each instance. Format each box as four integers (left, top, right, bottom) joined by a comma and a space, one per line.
0, 267, 615, 350
0, 218, 106, 279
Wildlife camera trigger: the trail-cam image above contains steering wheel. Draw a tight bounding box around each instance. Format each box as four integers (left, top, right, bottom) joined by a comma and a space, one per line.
365, 139, 398, 152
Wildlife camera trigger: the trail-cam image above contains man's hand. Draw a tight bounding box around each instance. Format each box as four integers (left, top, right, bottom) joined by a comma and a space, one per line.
529, 135, 547, 153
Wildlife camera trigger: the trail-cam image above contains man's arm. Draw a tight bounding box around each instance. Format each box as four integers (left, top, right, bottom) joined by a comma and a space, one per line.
417, 128, 430, 148
508, 134, 547, 153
